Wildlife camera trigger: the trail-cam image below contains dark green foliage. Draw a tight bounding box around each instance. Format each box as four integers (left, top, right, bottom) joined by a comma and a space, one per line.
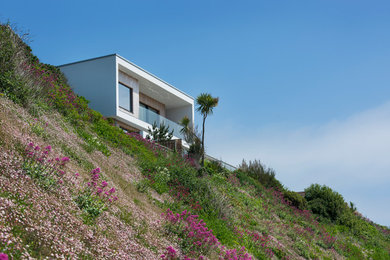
305, 184, 347, 222
283, 190, 308, 210
180, 116, 202, 167
239, 159, 283, 190
146, 122, 173, 142
0, 71, 27, 105
204, 160, 226, 176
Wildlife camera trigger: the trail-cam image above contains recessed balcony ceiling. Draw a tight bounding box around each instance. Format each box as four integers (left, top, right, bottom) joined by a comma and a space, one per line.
118, 62, 192, 109
139, 80, 190, 109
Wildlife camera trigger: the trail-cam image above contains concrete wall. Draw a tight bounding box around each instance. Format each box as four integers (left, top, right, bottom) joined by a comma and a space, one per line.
166, 105, 194, 126
59, 55, 117, 117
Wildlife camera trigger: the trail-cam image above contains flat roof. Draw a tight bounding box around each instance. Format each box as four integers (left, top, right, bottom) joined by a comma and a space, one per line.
58, 53, 194, 100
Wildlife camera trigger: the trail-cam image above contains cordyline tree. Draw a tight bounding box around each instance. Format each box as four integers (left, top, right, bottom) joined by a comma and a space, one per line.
196, 93, 219, 167
180, 116, 202, 168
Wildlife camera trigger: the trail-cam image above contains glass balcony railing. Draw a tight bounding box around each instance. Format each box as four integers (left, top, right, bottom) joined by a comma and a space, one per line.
138, 106, 185, 139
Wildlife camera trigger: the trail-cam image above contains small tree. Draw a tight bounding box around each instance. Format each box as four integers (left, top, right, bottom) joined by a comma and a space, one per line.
196, 93, 219, 167
146, 122, 173, 142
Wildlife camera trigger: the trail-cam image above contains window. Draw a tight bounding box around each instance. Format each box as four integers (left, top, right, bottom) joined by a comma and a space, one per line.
140, 102, 159, 114
119, 82, 133, 112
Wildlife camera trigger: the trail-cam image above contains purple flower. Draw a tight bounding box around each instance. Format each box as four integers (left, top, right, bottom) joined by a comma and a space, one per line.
45, 145, 52, 151
101, 181, 108, 187
75, 172, 80, 177
34, 145, 40, 151
109, 187, 116, 194
90, 167, 101, 174
0, 253, 8, 260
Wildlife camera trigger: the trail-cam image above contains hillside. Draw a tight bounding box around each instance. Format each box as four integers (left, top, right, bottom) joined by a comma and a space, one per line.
0, 23, 389, 259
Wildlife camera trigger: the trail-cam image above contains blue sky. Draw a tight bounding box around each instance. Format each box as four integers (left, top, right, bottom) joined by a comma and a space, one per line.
2, 0, 390, 226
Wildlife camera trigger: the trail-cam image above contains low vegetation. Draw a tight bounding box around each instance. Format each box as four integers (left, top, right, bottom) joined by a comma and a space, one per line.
0, 23, 389, 259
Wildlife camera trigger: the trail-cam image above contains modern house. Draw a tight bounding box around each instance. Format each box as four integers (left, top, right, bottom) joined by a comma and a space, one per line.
59, 54, 194, 143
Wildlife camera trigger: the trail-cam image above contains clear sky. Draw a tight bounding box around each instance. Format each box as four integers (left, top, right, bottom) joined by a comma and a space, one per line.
1, 0, 390, 226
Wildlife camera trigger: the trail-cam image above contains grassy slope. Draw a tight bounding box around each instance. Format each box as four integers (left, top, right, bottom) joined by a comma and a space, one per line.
0, 24, 389, 259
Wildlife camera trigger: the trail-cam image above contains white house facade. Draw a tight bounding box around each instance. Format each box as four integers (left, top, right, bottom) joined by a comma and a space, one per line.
59, 54, 194, 141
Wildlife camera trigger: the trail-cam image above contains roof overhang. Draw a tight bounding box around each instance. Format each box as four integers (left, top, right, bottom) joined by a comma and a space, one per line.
116, 55, 194, 110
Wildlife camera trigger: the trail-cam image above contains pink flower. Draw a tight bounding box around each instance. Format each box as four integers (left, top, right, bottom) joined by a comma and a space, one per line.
75, 172, 80, 177
101, 181, 108, 187
0, 253, 8, 260
109, 187, 116, 194
45, 145, 52, 151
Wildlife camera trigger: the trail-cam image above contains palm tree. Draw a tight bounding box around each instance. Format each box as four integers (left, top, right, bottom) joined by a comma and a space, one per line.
196, 93, 219, 167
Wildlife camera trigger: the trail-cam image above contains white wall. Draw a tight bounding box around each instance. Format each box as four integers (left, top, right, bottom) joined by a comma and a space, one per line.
166, 104, 194, 126
59, 55, 117, 117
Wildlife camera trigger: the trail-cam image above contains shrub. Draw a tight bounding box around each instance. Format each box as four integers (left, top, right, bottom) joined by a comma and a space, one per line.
283, 190, 308, 210
146, 122, 173, 142
239, 159, 283, 190
304, 184, 348, 223
204, 160, 225, 176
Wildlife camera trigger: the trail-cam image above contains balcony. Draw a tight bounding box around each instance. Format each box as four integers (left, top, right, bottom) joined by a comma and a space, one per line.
139, 105, 185, 139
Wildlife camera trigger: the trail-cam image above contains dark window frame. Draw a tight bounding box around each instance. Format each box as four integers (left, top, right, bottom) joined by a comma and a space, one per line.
118, 82, 133, 113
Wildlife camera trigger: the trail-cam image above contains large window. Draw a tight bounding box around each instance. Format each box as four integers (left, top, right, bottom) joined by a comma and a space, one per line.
140, 102, 159, 114
119, 82, 133, 112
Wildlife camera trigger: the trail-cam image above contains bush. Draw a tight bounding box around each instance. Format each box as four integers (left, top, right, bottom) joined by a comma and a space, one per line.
283, 190, 308, 210
204, 160, 225, 176
304, 184, 348, 223
239, 159, 283, 190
